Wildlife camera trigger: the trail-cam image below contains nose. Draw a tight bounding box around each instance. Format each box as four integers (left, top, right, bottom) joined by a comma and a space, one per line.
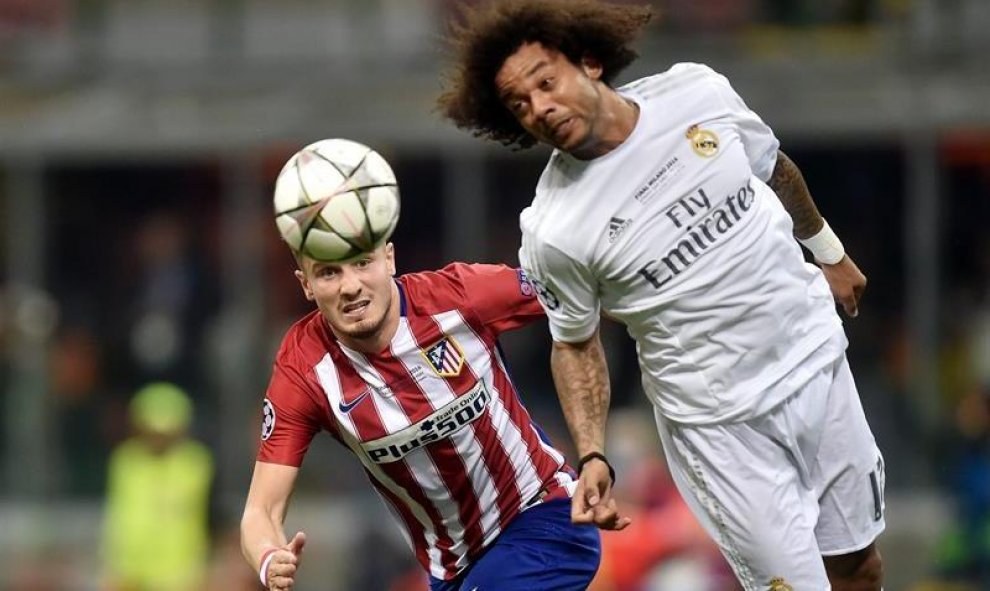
532, 91, 555, 122
338, 266, 362, 297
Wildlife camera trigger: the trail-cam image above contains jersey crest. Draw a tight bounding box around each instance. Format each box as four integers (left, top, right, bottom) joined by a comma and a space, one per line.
422, 335, 465, 377
686, 124, 719, 157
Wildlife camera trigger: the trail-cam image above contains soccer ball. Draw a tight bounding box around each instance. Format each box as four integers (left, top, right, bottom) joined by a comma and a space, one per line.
273, 138, 400, 262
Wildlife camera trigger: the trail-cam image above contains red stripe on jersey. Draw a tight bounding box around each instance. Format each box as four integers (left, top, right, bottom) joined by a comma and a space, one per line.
423, 313, 530, 534
467, 408, 523, 533
401, 313, 488, 556
331, 351, 461, 572
489, 350, 564, 485
452, 315, 558, 531
371, 473, 431, 570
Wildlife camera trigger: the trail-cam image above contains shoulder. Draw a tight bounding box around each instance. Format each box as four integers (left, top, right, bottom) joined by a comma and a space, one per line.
175, 440, 214, 466
521, 154, 587, 247
400, 263, 515, 312
272, 310, 332, 381
620, 63, 726, 100
109, 439, 147, 464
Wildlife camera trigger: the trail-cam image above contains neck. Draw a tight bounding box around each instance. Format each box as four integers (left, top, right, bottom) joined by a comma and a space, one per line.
571, 89, 640, 160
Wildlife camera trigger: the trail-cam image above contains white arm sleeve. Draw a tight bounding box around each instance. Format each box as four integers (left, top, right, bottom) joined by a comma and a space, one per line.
707, 69, 780, 182
519, 237, 600, 344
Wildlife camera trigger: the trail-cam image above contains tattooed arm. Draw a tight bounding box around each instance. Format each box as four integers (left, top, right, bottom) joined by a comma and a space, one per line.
551, 330, 630, 531
767, 150, 825, 240
768, 150, 867, 317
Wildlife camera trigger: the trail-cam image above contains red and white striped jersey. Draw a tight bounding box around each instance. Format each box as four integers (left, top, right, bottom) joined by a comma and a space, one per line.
257, 263, 575, 580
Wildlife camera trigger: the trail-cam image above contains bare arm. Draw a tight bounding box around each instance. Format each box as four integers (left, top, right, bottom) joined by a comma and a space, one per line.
767, 150, 824, 240
551, 330, 630, 530
551, 331, 611, 458
241, 461, 306, 590
768, 150, 867, 317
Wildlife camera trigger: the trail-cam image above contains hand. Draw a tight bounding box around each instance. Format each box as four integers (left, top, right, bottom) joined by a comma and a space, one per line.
820, 255, 867, 318
571, 458, 631, 531
266, 531, 307, 591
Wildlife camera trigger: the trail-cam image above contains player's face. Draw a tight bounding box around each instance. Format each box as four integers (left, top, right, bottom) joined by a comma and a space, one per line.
295, 243, 399, 351
495, 42, 606, 158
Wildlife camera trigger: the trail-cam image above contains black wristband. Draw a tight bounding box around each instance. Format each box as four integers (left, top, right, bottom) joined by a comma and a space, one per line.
577, 452, 616, 485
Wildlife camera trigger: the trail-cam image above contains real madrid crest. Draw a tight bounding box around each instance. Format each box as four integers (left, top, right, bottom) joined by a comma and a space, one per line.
422, 335, 465, 378
686, 124, 719, 157
768, 577, 793, 591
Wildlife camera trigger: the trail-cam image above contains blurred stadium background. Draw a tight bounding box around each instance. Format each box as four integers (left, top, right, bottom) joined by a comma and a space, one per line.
1, 0, 989, 589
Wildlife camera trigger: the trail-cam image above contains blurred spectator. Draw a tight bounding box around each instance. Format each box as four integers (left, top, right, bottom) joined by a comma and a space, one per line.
930, 288, 990, 586
101, 382, 214, 591
51, 325, 110, 495
932, 388, 990, 587
126, 212, 207, 384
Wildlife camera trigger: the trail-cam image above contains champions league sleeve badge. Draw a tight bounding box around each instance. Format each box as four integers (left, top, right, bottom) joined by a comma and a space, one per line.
517, 269, 534, 297
261, 398, 276, 441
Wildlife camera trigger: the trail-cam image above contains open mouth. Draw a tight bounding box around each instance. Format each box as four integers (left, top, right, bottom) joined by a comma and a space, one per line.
341, 301, 370, 316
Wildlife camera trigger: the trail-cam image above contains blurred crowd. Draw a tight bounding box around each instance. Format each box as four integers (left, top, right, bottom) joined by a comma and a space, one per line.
2, 0, 990, 589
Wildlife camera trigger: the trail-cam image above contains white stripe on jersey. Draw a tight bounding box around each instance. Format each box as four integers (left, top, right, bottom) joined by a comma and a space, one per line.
315, 354, 447, 579
378, 490, 415, 553
338, 327, 471, 567
492, 346, 567, 468
388, 318, 480, 565
430, 311, 508, 540
338, 330, 415, 434
435, 311, 545, 508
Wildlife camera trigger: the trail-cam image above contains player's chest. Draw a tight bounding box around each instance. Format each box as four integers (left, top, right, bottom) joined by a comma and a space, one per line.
536, 124, 760, 315
322, 317, 494, 441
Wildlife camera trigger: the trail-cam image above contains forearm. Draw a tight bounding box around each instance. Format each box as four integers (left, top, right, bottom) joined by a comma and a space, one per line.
240, 504, 288, 575
550, 331, 611, 457
767, 150, 824, 240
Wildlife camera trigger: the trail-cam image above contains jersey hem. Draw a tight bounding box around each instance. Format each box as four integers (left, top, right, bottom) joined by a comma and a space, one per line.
818, 521, 886, 556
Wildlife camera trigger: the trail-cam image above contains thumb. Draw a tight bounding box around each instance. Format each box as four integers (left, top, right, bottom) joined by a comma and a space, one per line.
844, 297, 858, 318
287, 531, 307, 556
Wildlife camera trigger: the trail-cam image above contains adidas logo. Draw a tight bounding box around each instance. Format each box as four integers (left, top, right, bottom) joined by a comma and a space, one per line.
608, 217, 632, 243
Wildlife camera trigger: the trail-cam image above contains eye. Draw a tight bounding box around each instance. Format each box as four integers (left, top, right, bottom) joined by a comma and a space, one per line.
355, 258, 372, 269
540, 77, 554, 90
317, 266, 339, 278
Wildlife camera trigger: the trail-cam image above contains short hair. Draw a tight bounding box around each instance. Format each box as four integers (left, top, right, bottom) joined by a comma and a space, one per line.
437, 0, 653, 150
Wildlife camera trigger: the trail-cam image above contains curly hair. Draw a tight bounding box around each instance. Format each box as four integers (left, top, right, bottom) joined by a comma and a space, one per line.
437, 0, 653, 149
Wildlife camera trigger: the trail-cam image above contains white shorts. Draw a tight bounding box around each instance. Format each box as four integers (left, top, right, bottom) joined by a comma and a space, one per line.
655, 353, 886, 591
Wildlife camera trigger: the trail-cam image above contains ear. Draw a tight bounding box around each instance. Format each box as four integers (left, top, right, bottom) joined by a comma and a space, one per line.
295, 269, 315, 301
384, 242, 396, 276
580, 55, 603, 81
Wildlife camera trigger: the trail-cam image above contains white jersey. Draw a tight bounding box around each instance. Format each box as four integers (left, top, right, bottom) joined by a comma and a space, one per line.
519, 63, 844, 424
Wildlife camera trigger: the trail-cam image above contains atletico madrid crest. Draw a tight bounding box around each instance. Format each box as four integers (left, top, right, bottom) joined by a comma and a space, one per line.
422, 336, 465, 377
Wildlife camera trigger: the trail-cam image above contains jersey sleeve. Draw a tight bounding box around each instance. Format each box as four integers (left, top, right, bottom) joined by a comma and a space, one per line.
256, 354, 322, 467
706, 67, 780, 182
519, 234, 600, 344
446, 262, 545, 335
